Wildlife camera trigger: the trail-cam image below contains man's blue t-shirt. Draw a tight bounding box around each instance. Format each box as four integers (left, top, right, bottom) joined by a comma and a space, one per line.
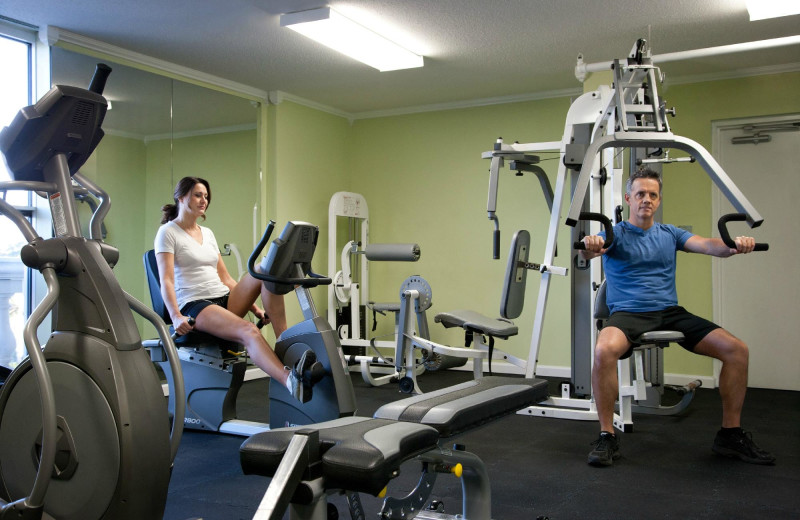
600, 221, 693, 314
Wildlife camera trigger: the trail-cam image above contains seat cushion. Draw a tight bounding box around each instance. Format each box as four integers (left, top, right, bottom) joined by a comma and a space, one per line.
434, 310, 518, 339
240, 416, 439, 496
374, 376, 548, 437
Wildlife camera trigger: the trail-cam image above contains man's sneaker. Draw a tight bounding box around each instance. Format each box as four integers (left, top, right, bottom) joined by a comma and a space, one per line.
712, 428, 776, 465
285, 349, 318, 404
588, 431, 620, 467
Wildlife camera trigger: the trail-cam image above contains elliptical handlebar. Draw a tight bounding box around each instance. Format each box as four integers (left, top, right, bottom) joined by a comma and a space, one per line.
247, 221, 333, 288
717, 213, 769, 251
573, 212, 615, 250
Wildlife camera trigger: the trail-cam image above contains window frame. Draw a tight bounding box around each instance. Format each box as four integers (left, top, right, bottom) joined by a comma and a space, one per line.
1, 18, 52, 364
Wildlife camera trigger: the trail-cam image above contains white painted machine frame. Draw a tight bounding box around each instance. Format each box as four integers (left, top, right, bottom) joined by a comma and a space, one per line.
326, 192, 425, 387
486, 39, 766, 432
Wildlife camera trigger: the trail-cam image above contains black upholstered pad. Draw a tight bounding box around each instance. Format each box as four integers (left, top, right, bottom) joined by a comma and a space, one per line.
373, 376, 548, 438
240, 416, 439, 496
434, 309, 518, 338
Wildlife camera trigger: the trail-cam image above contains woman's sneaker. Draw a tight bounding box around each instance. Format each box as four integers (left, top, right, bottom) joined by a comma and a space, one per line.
588, 431, 621, 467
712, 428, 776, 465
285, 349, 318, 404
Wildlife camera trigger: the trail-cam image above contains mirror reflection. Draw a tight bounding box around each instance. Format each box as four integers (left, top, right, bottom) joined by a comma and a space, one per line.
41, 47, 260, 338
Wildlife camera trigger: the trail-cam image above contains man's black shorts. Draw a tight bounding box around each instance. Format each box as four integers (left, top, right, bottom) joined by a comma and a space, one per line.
606, 306, 720, 358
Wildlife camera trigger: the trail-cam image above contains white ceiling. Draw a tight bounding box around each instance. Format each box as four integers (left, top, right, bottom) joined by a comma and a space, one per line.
3, 0, 799, 118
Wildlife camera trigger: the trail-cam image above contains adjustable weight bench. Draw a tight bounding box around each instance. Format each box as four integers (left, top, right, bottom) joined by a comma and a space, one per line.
240, 375, 549, 520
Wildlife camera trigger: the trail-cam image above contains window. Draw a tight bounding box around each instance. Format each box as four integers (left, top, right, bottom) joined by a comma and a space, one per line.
0, 29, 34, 368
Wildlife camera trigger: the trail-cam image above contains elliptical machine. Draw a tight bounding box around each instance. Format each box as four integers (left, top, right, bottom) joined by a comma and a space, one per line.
0, 64, 184, 519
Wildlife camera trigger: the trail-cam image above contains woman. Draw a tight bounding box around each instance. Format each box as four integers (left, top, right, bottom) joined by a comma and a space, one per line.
154, 176, 315, 403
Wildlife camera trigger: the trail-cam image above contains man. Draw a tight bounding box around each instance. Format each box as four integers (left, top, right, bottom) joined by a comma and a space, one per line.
580, 168, 774, 467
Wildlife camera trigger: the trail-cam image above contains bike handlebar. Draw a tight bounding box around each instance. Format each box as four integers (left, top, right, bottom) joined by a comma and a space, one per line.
247, 221, 332, 288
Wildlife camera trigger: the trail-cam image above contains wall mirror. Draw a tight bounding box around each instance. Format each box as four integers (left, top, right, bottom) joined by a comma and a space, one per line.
31, 46, 261, 338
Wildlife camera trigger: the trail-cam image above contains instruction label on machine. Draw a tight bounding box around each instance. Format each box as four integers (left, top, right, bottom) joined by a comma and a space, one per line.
49, 192, 68, 237
341, 195, 362, 217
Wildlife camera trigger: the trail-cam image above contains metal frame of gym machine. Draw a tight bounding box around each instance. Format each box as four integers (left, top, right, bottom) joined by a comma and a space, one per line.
326, 191, 427, 387
484, 39, 766, 432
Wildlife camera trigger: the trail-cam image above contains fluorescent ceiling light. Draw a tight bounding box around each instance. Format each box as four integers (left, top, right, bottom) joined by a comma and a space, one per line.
280, 7, 424, 72
745, 0, 800, 21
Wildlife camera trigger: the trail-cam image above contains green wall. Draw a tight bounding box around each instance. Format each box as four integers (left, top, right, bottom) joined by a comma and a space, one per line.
270, 101, 352, 330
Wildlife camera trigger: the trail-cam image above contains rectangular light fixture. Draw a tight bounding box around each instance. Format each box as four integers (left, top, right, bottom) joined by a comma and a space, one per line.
280, 7, 424, 72
745, 0, 800, 21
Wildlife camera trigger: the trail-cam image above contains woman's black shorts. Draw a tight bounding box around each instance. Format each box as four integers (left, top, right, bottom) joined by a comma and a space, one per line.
605, 306, 720, 358
180, 293, 230, 320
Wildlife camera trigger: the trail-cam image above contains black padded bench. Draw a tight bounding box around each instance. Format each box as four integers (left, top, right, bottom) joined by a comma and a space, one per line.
240, 376, 548, 519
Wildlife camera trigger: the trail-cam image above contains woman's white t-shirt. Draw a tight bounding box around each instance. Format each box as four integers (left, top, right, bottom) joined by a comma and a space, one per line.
154, 221, 229, 309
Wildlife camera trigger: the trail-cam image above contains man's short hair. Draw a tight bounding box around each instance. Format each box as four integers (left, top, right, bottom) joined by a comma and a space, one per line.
626, 168, 662, 196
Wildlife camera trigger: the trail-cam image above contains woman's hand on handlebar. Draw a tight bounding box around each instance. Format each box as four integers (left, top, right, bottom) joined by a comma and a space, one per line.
173, 315, 195, 336
252, 307, 269, 329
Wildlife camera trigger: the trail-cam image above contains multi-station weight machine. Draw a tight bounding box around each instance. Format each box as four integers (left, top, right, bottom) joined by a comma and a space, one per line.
483, 39, 767, 432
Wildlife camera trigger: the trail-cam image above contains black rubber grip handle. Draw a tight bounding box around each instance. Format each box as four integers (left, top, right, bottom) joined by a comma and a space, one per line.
493, 229, 500, 260
717, 213, 769, 252
89, 63, 113, 95
573, 212, 614, 250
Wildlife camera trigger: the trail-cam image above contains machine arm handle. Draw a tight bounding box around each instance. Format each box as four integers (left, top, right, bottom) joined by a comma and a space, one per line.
573, 212, 614, 250
247, 221, 333, 287
717, 213, 769, 251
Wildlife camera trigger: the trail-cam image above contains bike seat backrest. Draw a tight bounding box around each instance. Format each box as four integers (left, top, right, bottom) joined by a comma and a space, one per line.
144, 249, 170, 323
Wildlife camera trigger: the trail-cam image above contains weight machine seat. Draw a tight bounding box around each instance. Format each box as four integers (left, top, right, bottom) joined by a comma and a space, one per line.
239, 376, 548, 495
240, 416, 439, 496
143, 249, 240, 353
374, 376, 548, 437
434, 309, 518, 339
594, 280, 685, 350
369, 302, 401, 314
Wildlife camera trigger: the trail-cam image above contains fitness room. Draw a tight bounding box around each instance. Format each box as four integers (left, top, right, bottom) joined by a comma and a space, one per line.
0, 1, 798, 519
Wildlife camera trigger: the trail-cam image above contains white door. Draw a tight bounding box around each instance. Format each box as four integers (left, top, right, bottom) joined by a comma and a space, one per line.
712, 115, 800, 391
